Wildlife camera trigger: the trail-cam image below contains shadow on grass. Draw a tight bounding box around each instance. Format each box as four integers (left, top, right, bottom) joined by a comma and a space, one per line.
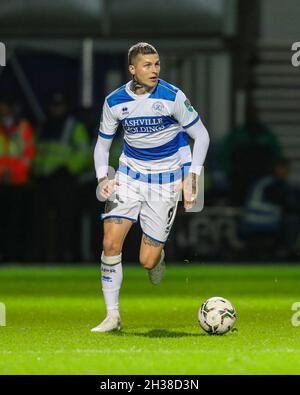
111, 329, 207, 338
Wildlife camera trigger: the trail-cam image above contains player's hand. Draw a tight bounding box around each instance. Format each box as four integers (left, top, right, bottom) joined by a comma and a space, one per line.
183, 172, 198, 210
96, 177, 119, 201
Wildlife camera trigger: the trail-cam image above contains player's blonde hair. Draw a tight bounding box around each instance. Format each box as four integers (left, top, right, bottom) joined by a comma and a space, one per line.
128, 42, 158, 65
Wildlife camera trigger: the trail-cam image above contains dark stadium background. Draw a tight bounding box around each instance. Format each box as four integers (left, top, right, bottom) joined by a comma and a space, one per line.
0, 0, 299, 265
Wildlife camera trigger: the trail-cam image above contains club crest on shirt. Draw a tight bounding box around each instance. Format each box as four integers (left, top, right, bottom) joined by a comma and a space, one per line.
152, 101, 165, 114
122, 107, 129, 115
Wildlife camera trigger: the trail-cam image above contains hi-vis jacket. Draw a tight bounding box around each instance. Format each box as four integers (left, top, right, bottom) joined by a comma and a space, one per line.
0, 119, 35, 184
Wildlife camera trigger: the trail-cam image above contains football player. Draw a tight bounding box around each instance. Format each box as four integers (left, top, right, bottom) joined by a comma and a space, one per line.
92, 42, 210, 332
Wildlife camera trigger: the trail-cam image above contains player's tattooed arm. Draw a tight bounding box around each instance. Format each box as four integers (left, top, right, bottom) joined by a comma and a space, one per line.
143, 235, 162, 247
105, 218, 124, 225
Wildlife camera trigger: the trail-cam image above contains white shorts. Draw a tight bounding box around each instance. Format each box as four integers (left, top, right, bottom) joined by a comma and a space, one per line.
101, 171, 182, 244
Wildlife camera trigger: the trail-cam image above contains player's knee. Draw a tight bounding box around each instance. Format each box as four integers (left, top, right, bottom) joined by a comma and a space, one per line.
103, 237, 122, 256
140, 256, 157, 270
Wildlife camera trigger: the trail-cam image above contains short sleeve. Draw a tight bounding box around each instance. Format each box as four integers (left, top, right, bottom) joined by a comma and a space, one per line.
98, 99, 119, 139
173, 90, 200, 130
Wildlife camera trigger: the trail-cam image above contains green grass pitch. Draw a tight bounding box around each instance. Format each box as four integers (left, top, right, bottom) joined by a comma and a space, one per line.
1, 264, 300, 375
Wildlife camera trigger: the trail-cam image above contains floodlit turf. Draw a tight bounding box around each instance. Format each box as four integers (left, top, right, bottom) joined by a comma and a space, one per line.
1, 264, 300, 375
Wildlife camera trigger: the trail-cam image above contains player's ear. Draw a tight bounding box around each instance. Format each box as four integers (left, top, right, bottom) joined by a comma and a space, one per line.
128, 64, 135, 76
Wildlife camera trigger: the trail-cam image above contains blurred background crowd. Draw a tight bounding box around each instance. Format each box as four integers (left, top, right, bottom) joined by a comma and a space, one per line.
0, 0, 299, 263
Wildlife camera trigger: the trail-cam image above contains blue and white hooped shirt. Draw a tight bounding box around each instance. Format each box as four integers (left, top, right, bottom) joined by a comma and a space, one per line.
99, 79, 201, 176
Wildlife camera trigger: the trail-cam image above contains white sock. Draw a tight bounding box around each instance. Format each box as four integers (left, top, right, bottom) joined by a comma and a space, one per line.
101, 252, 122, 317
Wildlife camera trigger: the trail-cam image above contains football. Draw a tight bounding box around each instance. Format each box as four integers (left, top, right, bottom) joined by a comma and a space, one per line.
198, 297, 237, 335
